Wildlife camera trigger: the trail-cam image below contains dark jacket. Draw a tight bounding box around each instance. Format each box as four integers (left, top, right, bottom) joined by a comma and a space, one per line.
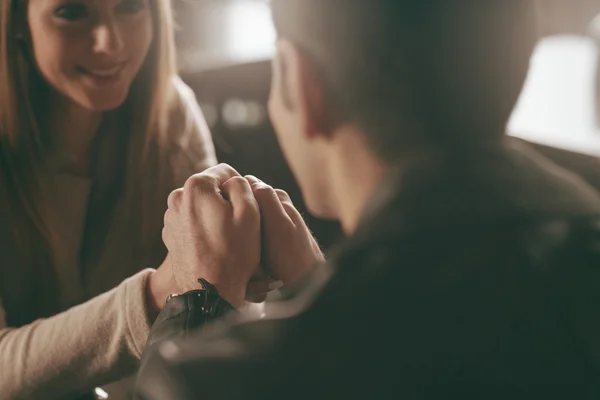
135, 138, 600, 399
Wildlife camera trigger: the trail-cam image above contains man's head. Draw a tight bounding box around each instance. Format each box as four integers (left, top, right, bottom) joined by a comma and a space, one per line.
268, 0, 538, 218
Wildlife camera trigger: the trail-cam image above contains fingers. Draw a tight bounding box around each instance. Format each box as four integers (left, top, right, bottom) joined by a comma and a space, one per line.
221, 176, 259, 220
182, 163, 241, 197
245, 176, 293, 225
246, 277, 283, 303
273, 188, 292, 203
244, 175, 261, 186
246, 278, 283, 296
167, 188, 183, 209
245, 175, 305, 227
164, 165, 240, 248
201, 163, 242, 186
275, 189, 305, 226
181, 164, 242, 209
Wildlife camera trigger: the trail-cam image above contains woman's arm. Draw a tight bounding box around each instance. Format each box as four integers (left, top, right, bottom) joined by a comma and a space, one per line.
0, 270, 154, 399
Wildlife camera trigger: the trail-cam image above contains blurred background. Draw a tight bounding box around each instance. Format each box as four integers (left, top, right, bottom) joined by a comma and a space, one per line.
171, 0, 600, 250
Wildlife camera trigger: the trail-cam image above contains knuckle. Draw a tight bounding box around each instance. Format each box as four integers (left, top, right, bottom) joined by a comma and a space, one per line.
281, 201, 295, 212
281, 201, 298, 215
167, 188, 183, 206
184, 173, 216, 194
282, 202, 303, 225
218, 163, 237, 174
161, 227, 169, 246
252, 184, 275, 199
225, 177, 255, 204
275, 189, 292, 202
274, 189, 289, 197
225, 176, 248, 186
162, 211, 173, 232
210, 163, 237, 178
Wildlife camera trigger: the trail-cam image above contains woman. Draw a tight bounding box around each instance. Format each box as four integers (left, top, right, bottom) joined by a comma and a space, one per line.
0, 0, 217, 398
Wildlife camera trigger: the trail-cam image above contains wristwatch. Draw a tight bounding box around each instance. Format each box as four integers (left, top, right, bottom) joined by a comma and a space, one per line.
143, 278, 236, 354
165, 278, 236, 319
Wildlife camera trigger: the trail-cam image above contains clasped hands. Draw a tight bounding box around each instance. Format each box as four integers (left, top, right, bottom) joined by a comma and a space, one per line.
148, 164, 325, 312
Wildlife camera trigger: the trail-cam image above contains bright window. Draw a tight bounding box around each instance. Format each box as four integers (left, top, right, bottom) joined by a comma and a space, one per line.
509, 35, 600, 155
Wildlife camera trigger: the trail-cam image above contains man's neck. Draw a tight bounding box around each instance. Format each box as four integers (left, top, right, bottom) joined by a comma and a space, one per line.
328, 128, 388, 235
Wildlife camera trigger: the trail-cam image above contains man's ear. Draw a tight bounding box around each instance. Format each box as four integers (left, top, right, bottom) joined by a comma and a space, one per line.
275, 40, 329, 140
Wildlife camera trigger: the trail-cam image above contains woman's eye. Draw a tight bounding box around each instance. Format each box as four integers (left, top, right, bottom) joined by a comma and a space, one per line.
54, 4, 88, 21
116, 0, 145, 14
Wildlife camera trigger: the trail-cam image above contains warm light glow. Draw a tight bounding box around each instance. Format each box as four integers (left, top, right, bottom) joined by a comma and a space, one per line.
223, 1, 276, 61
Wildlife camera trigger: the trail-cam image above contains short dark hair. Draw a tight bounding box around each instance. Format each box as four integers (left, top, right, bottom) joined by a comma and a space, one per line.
270, 0, 538, 161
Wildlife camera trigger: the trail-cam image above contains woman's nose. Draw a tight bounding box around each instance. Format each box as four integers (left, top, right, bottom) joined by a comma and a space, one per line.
92, 21, 125, 57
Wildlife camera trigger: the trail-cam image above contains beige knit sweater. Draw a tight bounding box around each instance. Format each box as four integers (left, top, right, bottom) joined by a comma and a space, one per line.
0, 270, 154, 399
0, 76, 217, 400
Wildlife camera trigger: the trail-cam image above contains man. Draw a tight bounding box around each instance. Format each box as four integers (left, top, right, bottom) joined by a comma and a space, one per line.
136, 1, 600, 398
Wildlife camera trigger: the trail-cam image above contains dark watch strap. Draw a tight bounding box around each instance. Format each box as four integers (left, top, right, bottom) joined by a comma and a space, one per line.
145, 279, 236, 350
165, 278, 235, 318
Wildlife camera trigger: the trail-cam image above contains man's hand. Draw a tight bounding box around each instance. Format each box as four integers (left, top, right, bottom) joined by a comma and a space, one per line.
162, 164, 262, 308
245, 176, 325, 285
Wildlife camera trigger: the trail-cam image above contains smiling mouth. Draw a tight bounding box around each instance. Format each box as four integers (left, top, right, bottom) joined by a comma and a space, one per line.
76, 63, 126, 78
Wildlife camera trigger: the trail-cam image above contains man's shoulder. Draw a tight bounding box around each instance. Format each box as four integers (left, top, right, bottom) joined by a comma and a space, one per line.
339, 210, 600, 286
135, 215, 600, 399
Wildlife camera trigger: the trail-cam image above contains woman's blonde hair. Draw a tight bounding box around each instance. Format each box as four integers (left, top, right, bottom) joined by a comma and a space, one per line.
0, 0, 178, 324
